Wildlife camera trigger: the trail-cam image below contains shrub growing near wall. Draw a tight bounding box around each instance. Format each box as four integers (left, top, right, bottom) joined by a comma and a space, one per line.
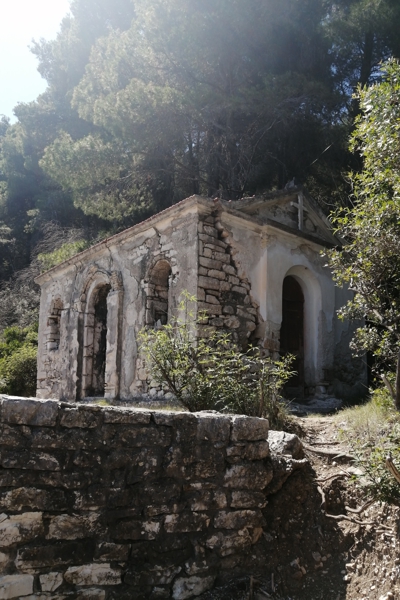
0, 324, 38, 396
139, 294, 294, 428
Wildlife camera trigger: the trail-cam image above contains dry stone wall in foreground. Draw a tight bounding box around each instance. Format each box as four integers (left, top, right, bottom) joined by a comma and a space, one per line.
0, 397, 281, 599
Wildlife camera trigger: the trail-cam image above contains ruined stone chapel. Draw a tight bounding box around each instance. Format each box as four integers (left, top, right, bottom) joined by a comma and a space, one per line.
35, 188, 366, 403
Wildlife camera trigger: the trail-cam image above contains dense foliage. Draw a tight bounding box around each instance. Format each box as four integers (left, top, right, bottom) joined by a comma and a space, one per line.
0, 324, 38, 396
327, 59, 400, 408
139, 294, 294, 427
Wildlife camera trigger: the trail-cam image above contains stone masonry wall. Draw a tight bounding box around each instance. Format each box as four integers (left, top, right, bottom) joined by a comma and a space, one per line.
0, 396, 273, 599
197, 212, 259, 349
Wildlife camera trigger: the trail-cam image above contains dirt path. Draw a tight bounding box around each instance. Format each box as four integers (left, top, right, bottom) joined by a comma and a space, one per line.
201, 415, 400, 600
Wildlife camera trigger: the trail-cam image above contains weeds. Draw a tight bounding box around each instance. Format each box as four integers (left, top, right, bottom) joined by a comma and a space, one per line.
336, 388, 400, 504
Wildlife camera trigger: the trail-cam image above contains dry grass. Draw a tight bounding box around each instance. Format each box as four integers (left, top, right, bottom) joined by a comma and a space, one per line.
335, 387, 400, 445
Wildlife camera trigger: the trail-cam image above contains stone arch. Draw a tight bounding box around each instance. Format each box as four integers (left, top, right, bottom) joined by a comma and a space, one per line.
145, 259, 172, 327
46, 297, 63, 351
280, 265, 322, 391
79, 269, 123, 399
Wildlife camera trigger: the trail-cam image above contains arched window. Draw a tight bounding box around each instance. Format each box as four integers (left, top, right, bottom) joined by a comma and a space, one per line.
47, 298, 63, 351
146, 260, 172, 327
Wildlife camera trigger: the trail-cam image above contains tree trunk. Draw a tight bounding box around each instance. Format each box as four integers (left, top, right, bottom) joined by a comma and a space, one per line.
360, 30, 374, 89
395, 348, 400, 411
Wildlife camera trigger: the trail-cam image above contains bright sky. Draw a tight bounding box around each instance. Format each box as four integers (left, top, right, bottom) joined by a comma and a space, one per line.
0, 0, 71, 122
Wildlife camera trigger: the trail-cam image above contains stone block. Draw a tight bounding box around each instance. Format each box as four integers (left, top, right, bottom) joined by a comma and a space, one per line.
0, 468, 90, 491
228, 276, 239, 285
150, 588, 171, 599
186, 490, 227, 512
222, 264, 236, 275
223, 463, 273, 490
230, 491, 267, 509
209, 317, 224, 327
199, 256, 223, 270
246, 321, 257, 332
126, 446, 163, 481
205, 294, 220, 305
0, 574, 34, 599
47, 513, 101, 540
112, 519, 161, 541
207, 270, 226, 281
15, 542, 92, 570
60, 407, 100, 429
103, 408, 151, 424
198, 276, 220, 291
0, 552, 9, 571
0, 424, 29, 447
0, 512, 43, 547
231, 416, 269, 441
195, 414, 231, 444
236, 307, 253, 319
203, 225, 217, 238
213, 251, 230, 264
222, 305, 235, 315
231, 285, 248, 295
1, 398, 58, 427
152, 411, 196, 428
197, 302, 222, 316
206, 529, 253, 556
202, 236, 227, 249
196, 287, 205, 301
64, 564, 122, 586
219, 281, 231, 292
39, 572, 63, 592
1, 449, 61, 471
126, 564, 181, 586
138, 482, 182, 507
76, 589, 106, 600
164, 512, 210, 533
103, 425, 171, 447
0, 487, 67, 511
31, 427, 97, 451
228, 443, 270, 467
172, 576, 215, 600
214, 510, 265, 530
267, 430, 304, 459
94, 542, 130, 562
199, 233, 227, 249
223, 316, 240, 329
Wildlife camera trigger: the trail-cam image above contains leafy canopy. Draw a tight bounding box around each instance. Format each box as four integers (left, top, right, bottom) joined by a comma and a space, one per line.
327, 58, 400, 406
0, 324, 38, 397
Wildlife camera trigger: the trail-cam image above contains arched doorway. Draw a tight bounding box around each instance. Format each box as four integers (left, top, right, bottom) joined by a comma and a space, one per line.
83, 283, 111, 397
280, 275, 304, 398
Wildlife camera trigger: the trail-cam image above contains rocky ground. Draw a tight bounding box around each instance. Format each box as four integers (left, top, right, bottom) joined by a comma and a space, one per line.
199, 415, 400, 600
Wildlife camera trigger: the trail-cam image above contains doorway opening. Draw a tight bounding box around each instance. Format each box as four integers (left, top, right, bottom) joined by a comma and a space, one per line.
280, 275, 305, 399
85, 283, 111, 397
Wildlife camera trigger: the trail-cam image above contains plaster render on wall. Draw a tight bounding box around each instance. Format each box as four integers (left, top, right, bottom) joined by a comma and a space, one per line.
35, 189, 367, 403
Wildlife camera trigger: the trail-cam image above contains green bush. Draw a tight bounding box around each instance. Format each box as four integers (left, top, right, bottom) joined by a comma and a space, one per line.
38, 240, 90, 272
138, 293, 294, 429
0, 324, 38, 397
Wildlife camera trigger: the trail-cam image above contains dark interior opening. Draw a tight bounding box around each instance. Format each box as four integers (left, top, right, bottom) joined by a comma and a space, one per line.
280, 275, 305, 398
89, 284, 111, 396
148, 260, 172, 327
